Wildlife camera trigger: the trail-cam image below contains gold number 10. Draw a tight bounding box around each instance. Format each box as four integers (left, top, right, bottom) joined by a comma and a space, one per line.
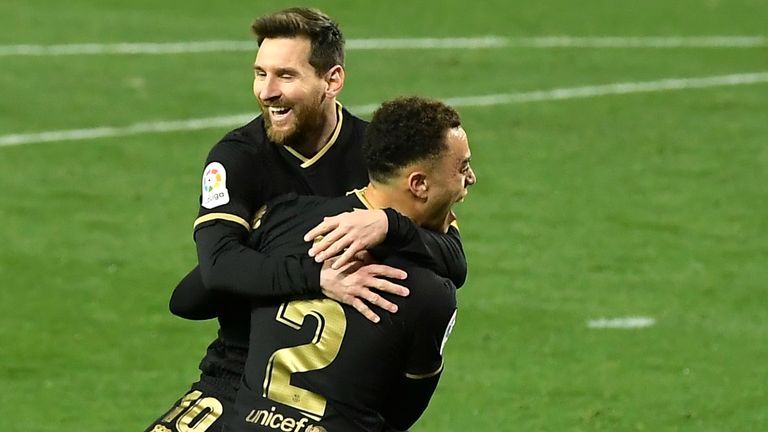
160, 390, 223, 432
263, 299, 347, 420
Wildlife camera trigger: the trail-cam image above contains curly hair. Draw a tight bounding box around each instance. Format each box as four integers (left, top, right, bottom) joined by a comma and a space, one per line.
251, 8, 344, 76
364, 96, 461, 183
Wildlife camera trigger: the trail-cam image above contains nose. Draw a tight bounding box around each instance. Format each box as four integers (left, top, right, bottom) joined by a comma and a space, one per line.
466, 166, 477, 186
254, 75, 281, 102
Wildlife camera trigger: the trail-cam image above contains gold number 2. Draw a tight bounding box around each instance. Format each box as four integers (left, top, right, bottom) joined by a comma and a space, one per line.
263, 299, 347, 420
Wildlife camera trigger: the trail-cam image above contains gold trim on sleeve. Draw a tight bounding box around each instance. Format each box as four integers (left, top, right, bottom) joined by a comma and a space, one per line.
193, 213, 250, 231
404, 361, 444, 380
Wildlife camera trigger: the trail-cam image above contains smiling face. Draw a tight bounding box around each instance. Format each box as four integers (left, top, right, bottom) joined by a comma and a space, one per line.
252, 37, 331, 147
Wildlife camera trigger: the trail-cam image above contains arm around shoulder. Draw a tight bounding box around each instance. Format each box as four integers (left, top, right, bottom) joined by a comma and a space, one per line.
382, 209, 468, 287
195, 220, 321, 299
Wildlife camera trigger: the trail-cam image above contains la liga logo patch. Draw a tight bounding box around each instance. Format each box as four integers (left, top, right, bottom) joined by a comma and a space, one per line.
201, 162, 230, 209
204, 167, 222, 192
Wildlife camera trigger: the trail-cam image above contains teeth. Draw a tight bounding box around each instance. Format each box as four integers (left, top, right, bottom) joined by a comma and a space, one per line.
269, 107, 290, 115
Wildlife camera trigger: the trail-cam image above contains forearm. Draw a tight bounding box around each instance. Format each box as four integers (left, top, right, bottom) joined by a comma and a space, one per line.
196, 222, 321, 299
169, 266, 219, 320
382, 209, 468, 287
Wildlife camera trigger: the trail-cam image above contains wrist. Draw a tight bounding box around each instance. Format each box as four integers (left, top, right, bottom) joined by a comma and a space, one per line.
382, 208, 400, 245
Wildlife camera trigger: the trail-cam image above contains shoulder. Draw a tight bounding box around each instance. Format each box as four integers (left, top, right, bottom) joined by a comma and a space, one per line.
344, 109, 369, 126
263, 193, 326, 219
343, 109, 369, 133
223, 116, 268, 145
387, 257, 458, 360
340, 107, 369, 133
206, 116, 269, 159
263, 194, 360, 225
387, 257, 457, 314
201, 117, 275, 182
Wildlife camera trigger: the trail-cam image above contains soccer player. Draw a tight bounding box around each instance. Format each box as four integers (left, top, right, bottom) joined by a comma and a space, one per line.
146, 9, 466, 432
225, 96, 476, 431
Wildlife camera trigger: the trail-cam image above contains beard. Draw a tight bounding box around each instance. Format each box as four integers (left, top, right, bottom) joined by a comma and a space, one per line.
262, 93, 327, 149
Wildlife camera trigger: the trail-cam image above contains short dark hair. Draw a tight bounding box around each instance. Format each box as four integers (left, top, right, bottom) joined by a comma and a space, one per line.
364, 96, 462, 183
251, 8, 345, 75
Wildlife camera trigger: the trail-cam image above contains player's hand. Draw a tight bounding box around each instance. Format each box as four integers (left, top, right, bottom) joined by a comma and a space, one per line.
304, 209, 388, 269
320, 257, 408, 323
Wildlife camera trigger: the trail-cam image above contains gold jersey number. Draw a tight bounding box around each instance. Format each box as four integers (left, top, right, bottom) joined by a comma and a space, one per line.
263, 299, 347, 420
159, 390, 223, 432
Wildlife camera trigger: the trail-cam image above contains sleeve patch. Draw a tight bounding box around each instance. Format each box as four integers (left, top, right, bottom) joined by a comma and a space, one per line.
201, 162, 231, 209
440, 309, 458, 356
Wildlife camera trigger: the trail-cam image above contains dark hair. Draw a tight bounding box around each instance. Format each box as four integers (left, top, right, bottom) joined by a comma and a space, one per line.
251, 7, 344, 75
364, 96, 462, 183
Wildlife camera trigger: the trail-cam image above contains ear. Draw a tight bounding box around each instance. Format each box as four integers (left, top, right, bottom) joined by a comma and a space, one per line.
324, 65, 345, 98
407, 171, 429, 200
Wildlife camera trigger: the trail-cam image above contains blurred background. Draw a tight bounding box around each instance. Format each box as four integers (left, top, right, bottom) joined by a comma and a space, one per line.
2, 1, 767, 430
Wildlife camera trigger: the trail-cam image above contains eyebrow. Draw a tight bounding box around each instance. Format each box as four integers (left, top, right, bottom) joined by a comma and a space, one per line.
252, 65, 299, 75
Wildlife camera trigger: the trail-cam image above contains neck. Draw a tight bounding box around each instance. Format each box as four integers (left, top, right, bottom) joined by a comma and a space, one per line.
362, 182, 452, 233
361, 182, 427, 227
292, 100, 338, 158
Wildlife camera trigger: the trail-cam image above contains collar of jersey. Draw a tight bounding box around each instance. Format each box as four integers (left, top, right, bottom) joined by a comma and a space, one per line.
349, 187, 375, 209
283, 101, 344, 168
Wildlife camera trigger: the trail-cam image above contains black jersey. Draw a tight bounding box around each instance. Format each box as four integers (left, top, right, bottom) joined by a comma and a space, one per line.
226, 192, 458, 432
193, 103, 369, 383
157, 104, 468, 432
195, 102, 368, 231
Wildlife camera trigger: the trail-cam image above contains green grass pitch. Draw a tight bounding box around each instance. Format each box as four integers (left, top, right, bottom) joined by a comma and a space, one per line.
2, 1, 767, 430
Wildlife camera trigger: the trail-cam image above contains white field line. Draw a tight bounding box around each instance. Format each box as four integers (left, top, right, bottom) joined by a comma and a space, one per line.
2, 71, 767, 148
588, 317, 656, 329
1, 36, 767, 56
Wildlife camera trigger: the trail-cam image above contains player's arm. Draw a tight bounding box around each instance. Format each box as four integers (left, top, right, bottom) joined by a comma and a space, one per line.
169, 219, 408, 323
170, 143, 408, 322
167, 250, 308, 321
201, 195, 410, 320
196, 143, 325, 299
170, 225, 408, 323
381, 208, 467, 287
381, 277, 458, 429
168, 266, 218, 320
195, 219, 322, 297
168, 142, 322, 320
305, 208, 468, 287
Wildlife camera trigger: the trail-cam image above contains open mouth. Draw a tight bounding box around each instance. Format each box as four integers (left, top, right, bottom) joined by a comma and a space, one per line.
268, 106, 292, 123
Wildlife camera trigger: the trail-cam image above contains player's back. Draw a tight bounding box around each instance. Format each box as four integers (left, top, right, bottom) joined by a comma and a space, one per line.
226, 192, 458, 431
